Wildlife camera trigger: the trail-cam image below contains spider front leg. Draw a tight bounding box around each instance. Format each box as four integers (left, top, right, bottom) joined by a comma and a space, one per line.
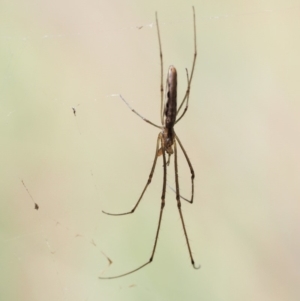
166, 134, 195, 204
102, 133, 161, 216
175, 134, 195, 204
174, 139, 200, 269
99, 133, 167, 279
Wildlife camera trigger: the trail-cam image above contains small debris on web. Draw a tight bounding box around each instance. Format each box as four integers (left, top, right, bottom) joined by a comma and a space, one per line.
21, 179, 39, 210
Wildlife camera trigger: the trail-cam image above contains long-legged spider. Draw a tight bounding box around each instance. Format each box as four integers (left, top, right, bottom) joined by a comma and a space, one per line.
100, 7, 198, 279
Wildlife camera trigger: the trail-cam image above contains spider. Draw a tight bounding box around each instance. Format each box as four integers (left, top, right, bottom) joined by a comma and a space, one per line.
100, 7, 198, 279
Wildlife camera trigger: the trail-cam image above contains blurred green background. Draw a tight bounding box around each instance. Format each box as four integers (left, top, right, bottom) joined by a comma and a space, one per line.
1, 0, 300, 300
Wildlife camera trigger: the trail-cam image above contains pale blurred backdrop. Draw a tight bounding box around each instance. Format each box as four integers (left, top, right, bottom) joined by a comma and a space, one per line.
1, 0, 300, 300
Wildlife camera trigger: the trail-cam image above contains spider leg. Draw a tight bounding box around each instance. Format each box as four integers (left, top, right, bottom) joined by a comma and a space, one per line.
174, 139, 200, 269
155, 12, 164, 126
119, 94, 162, 129
176, 6, 197, 124
102, 133, 161, 216
175, 134, 195, 204
99, 134, 167, 279
176, 68, 190, 124
177, 68, 189, 115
